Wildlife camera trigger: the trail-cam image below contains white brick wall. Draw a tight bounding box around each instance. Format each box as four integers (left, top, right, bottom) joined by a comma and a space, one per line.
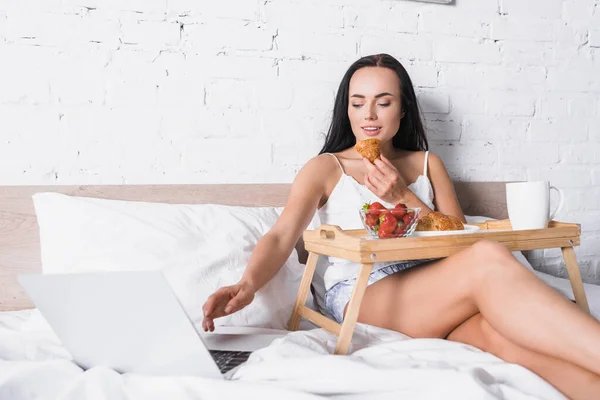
0, 0, 599, 283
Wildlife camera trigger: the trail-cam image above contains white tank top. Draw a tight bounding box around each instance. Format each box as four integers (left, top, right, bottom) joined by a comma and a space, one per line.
318, 151, 435, 290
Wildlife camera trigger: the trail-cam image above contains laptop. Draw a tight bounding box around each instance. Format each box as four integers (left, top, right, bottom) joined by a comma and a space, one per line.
18, 270, 286, 379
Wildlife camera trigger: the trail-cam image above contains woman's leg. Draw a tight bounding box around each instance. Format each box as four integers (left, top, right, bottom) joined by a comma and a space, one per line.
350, 240, 600, 375
448, 313, 600, 400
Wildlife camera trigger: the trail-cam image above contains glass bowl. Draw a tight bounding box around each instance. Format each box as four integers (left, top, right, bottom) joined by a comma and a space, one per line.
359, 204, 421, 239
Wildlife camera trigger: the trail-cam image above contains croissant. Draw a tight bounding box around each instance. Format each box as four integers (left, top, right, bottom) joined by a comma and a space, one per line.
355, 138, 381, 163
416, 211, 464, 231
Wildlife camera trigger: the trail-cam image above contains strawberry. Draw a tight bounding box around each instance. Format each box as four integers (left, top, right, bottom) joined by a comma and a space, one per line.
391, 204, 407, 218
379, 212, 398, 234
393, 225, 407, 236
393, 219, 406, 235
402, 213, 414, 226
363, 201, 386, 218
365, 213, 379, 228
378, 230, 395, 239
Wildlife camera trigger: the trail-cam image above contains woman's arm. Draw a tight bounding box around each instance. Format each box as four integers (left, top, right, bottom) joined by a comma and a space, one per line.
202, 155, 333, 331
238, 156, 330, 291
427, 152, 466, 222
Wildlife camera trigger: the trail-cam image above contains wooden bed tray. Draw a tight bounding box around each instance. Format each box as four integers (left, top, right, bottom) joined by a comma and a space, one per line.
288, 220, 588, 355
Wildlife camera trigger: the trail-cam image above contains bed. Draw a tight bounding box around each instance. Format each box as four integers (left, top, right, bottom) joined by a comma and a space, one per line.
1, 183, 598, 400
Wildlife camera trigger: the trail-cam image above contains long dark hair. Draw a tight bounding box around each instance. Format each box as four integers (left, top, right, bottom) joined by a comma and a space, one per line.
319, 54, 428, 154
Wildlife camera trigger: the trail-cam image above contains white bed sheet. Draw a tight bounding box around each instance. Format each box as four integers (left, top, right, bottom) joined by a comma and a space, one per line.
0, 309, 567, 400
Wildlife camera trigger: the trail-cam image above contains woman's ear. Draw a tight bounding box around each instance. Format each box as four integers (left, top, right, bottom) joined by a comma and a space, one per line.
400, 110, 406, 119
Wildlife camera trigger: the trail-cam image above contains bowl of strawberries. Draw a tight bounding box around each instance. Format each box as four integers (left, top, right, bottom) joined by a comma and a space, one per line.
359, 202, 421, 239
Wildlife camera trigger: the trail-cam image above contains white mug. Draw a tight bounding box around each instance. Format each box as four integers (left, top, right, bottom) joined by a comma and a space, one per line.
506, 181, 564, 230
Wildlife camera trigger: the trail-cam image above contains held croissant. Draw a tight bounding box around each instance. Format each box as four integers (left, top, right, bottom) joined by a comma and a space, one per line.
416, 211, 464, 231
355, 138, 381, 163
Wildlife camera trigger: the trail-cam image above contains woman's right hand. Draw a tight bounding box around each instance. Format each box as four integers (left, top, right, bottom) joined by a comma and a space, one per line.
201, 281, 256, 332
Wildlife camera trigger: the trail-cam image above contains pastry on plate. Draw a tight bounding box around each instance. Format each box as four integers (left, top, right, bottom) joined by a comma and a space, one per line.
355, 138, 381, 163
416, 211, 464, 231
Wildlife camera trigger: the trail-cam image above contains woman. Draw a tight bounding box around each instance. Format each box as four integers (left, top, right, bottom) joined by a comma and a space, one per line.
202, 53, 600, 399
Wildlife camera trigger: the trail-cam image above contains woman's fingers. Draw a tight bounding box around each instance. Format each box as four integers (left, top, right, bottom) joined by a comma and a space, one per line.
365, 158, 388, 190
363, 159, 386, 186
203, 288, 224, 318
202, 293, 228, 332
202, 315, 215, 332
374, 155, 407, 189
226, 290, 254, 315
202, 296, 216, 319
201, 285, 254, 332
364, 175, 382, 198
363, 157, 383, 175
364, 175, 374, 191
224, 296, 241, 314
225, 295, 241, 315
202, 317, 213, 332
374, 155, 397, 174
202, 291, 221, 332
203, 287, 234, 319
374, 156, 402, 184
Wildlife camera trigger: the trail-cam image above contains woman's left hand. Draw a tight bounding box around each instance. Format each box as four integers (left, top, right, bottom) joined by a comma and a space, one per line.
363, 154, 409, 204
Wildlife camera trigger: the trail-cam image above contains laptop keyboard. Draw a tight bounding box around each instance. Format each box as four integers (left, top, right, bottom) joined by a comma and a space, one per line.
209, 350, 252, 374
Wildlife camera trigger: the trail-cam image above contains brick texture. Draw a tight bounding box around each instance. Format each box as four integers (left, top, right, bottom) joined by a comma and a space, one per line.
0, 0, 598, 282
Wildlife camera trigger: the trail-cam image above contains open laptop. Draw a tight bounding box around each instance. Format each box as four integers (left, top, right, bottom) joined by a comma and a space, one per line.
18, 270, 286, 379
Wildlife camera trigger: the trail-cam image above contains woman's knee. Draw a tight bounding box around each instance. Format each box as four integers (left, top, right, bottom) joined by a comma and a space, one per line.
470, 239, 511, 261
468, 240, 524, 278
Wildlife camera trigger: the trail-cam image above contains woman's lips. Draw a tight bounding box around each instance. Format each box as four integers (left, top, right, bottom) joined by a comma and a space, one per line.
362, 127, 381, 136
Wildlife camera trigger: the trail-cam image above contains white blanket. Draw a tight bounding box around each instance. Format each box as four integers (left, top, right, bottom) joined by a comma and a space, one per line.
0, 310, 565, 400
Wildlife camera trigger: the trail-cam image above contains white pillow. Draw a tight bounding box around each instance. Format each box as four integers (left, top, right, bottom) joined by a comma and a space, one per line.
32, 193, 312, 331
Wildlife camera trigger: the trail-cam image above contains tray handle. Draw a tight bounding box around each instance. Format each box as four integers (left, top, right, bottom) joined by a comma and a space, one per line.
319, 224, 343, 240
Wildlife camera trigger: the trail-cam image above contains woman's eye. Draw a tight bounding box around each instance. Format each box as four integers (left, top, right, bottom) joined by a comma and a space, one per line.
351, 104, 363, 108
378, 103, 391, 107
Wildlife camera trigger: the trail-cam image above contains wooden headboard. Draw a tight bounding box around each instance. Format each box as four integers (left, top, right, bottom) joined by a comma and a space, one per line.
0, 182, 509, 311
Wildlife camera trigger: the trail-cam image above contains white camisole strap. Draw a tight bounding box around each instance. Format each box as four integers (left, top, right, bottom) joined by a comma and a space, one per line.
423, 151, 429, 177
324, 152, 345, 174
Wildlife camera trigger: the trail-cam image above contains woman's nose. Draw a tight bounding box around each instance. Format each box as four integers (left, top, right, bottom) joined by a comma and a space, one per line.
364, 106, 377, 120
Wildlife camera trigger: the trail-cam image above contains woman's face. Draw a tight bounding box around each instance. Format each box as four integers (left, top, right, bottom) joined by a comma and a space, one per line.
347, 66, 403, 143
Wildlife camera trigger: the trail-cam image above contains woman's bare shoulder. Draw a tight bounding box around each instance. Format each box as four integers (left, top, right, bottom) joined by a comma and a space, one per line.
300, 153, 341, 174
424, 151, 446, 174
404, 150, 445, 169
290, 154, 344, 207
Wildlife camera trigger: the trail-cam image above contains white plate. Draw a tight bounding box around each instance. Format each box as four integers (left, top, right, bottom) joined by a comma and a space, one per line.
409, 224, 480, 237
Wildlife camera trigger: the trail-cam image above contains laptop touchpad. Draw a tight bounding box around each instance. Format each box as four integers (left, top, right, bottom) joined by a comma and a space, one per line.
201, 333, 286, 352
